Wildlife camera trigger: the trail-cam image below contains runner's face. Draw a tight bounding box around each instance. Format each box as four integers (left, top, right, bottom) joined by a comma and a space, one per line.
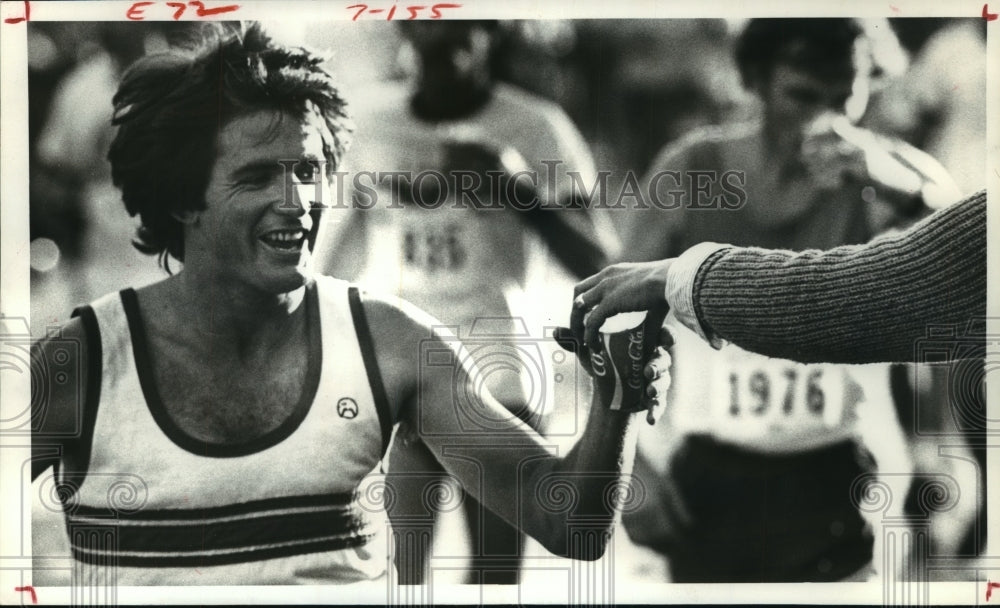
195, 110, 327, 293
760, 60, 870, 155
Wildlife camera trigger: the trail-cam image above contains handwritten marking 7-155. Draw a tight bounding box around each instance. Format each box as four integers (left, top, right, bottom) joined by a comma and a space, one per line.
347, 3, 462, 21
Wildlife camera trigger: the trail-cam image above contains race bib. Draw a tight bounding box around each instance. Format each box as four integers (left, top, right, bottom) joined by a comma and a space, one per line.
364, 202, 526, 298
666, 319, 860, 452
402, 220, 469, 279
710, 348, 849, 436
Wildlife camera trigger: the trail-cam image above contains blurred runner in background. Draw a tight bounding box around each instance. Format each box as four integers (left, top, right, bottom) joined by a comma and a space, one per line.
618, 17, 962, 582
312, 20, 620, 584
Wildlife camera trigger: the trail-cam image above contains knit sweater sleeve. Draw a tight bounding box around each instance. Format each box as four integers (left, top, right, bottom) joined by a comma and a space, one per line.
692, 190, 986, 364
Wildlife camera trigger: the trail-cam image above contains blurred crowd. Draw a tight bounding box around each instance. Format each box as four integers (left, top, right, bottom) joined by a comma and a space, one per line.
27, 19, 986, 332
28, 17, 987, 586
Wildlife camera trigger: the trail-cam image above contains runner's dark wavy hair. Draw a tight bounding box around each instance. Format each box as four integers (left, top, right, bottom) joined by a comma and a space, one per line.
108, 22, 353, 271
735, 18, 870, 88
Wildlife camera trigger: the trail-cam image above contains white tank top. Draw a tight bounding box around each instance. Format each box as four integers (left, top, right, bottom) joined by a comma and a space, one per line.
58, 276, 395, 585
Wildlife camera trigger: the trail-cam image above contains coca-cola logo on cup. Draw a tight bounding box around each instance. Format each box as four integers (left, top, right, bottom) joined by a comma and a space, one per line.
591, 350, 608, 377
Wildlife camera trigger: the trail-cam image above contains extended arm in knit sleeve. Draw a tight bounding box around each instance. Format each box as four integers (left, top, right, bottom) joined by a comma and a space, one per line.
692, 190, 986, 364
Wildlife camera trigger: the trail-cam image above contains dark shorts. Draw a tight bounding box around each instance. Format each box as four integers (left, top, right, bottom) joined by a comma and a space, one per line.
662, 434, 876, 583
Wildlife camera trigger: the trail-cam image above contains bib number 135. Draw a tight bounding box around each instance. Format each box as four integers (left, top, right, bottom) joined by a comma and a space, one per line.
403, 224, 467, 272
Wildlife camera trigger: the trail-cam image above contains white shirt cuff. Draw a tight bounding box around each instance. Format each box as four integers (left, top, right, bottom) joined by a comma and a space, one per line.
665, 242, 731, 349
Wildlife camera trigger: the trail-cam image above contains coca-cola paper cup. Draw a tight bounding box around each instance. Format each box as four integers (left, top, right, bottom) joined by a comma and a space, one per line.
588, 306, 669, 412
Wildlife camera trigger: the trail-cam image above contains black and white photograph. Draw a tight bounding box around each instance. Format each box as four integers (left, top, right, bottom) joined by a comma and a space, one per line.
0, 0, 995, 604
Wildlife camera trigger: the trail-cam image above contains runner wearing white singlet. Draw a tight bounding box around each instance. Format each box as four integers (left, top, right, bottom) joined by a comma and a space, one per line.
30, 23, 664, 586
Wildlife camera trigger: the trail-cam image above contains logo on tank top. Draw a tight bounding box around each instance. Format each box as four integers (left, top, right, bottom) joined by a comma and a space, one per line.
337, 397, 359, 420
